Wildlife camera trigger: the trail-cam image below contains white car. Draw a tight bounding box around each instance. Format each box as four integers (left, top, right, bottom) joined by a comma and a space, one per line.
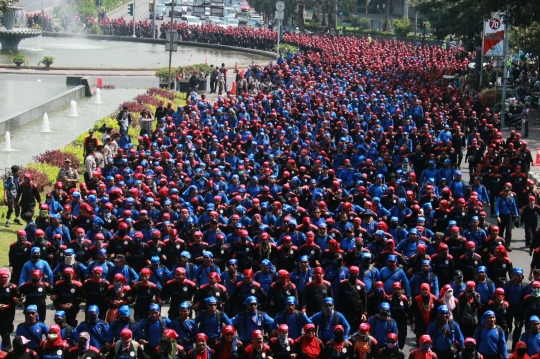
180, 15, 201, 25
226, 18, 239, 27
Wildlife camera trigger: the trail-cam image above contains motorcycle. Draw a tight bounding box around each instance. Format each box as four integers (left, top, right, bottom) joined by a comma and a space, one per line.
500, 110, 522, 130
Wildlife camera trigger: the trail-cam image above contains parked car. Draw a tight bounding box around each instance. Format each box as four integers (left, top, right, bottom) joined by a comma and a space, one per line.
226, 18, 239, 27
249, 12, 260, 19
167, 5, 183, 17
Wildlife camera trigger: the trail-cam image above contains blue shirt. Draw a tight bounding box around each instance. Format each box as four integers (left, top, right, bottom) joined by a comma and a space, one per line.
427, 320, 464, 353
195, 311, 232, 341
310, 311, 350, 343
76, 320, 109, 348
168, 319, 199, 350
136, 316, 172, 347
232, 310, 274, 342
520, 331, 540, 355
20, 259, 54, 286
366, 316, 397, 345
272, 311, 312, 340
378, 267, 410, 296
495, 196, 519, 217
474, 326, 507, 359
15, 322, 49, 349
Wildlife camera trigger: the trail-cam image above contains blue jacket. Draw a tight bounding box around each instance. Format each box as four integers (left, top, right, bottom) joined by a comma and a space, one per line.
107, 265, 139, 284
366, 316, 397, 345
15, 322, 49, 349
427, 320, 464, 353
272, 310, 312, 340
232, 310, 274, 341
168, 319, 199, 350
136, 316, 172, 347
195, 310, 232, 341
474, 325, 507, 359
194, 264, 221, 286
520, 330, 540, 356
310, 311, 350, 343
76, 320, 109, 348
20, 259, 54, 286
378, 267, 410, 296
409, 272, 439, 298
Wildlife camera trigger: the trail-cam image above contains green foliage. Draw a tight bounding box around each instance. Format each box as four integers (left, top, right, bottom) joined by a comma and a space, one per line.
273, 43, 299, 55
191, 64, 213, 78
11, 52, 27, 65
510, 22, 540, 62
26, 163, 60, 187
87, 25, 103, 35
359, 17, 371, 30
392, 17, 411, 39
61, 143, 85, 163
155, 67, 175, 81
38, 55, 55, 66
478, 88, 502, 108
0, 0, 18, 13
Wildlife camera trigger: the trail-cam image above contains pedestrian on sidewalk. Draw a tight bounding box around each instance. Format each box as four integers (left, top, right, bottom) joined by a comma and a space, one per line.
522, 103, 530, 138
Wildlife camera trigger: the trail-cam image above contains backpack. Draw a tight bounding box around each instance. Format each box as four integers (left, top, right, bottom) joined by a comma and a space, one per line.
276, 310, 303, 334
143, 316, 166, 339
114, 340, 140, 358
199, 310, 224, 333
371, 316, 393, 335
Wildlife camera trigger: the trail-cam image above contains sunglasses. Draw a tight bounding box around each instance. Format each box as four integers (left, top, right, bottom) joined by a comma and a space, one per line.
300, 261, 308, 264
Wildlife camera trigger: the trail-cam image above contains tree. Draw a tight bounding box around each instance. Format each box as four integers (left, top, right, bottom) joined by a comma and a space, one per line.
510, 22, 540, 64
393, 17, 411, 39
414, 0, 540, 50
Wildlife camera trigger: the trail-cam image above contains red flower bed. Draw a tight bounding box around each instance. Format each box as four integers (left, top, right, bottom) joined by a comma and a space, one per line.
134, 94, 163, 107
147, 88, 175, 101
119, 101, 150, 113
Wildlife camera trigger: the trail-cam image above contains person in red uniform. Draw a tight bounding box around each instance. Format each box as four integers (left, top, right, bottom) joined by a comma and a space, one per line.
243, 330, 271, 359
294, 324, 324, 359
6, 336, 39, 359
51, 267, 84, 327
0, 269, 18, 351
66, 332, 102, 359
186, 333, 214, 359
155, 329, 185, 359
303, 267, 333, 316
38, 324, 69, 359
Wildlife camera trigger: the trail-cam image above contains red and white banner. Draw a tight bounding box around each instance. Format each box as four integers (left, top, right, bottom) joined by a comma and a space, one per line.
483, 12, 505, 56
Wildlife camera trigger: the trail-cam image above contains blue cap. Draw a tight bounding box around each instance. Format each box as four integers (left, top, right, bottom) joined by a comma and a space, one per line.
417, 217, 426, 223
93, 217, 104, 225
181, 251, 191, 259
530, 316, 540, 323
456, 171, 462, 176
205, 296, 218, 305
262, 259, 272, 266
26, 305, 38, 313
478, 266, 487, 273
409, 228, 419, 235
324, 297, 334, 305
88, 305, 99, 314
362, 252, 372, 259
180, 302, 192, 309
151, 256, 160, 264
228, 259, 238, 265
149, 304, 160, 312
471, 216, 479, 221
31, 247, 40, 254
387, 254, 397, 262
55, 310, 66, 318
72, 192, 81, 198
514, 268, 524, 275
64, 248, 75, 256
299, 255, 309, 262
119, 305, 131, 317
379, 302, 390, 311
390, 216, 398, 222
235, 223, 243, 229
438, 305, 449, 314
421, 260, 431, 266
203, 251, 213, 259
244, 296, 258, 305
98, 249, 107, 255
285, 296, 297, 305
207, 204, 215, 210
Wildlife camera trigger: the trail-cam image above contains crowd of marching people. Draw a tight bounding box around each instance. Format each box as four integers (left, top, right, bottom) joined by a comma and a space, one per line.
3, 32, 540, 359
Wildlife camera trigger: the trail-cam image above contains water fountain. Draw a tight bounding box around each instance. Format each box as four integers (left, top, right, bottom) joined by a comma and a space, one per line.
69, 100, 78, 117
0, 5, 42, 51
4, 131, 14, 151
95, 88, 103, 104
41, 113, 51, 132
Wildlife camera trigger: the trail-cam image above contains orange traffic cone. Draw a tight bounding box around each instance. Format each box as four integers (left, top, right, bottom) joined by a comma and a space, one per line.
234, 62, 238, 73
230, 81, 237, 95
535, 148, 540, 166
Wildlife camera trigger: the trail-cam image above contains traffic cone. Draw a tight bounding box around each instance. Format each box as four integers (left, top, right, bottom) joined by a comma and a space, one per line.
230, 81, 237, 95
234, 62, 238, 73
535, 148, 540, 166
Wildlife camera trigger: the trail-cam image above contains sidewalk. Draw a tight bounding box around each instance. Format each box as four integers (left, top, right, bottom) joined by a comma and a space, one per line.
502, 115, 540, 185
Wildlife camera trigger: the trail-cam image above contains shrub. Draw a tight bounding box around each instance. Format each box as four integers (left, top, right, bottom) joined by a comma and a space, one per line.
87, 26, 103, 35
479, 88, 502, 108
135, 94, 163, 107
119, 101, 151, 114
359, 17, 371, 30
33, 149, 80, 169
273, 43, 298, 55
19, 167, 50, 191
392, 17, 411, 39
147, 88, 175, 101
26, 163, 60, 187
61, 144, 84, 165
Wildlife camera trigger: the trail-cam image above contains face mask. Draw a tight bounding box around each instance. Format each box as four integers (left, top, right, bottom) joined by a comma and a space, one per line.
48, 334, 58, 341
533, 288, 540, 297
387, 262, 396, 270
379, 311, 388, 318
440, 251, 447, 258
420, 343, 431, 352
334, 331, 344, 341
114, 281, 123, 290
18, 236, 26, 243
464, 347, 475, 353
445, 290, 453, 299
455, 277, 463, 285
467, 248, 475, 256
118, 230, 127, 236
390, 223, 398, 228
278, 333, 288, 345
78, 340, 90, 352
387, 343, 396, 349
375, 287, 383, 293
517, 349, 527, 356
40, 210, 48, 218
32, 254, 40, 261
65, 256, 75, 265
451, 233, 459, 239
31, 277, 40, 284
54, 318, 64, 326
323, 306, 334, 316
349, 274, 358, 282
